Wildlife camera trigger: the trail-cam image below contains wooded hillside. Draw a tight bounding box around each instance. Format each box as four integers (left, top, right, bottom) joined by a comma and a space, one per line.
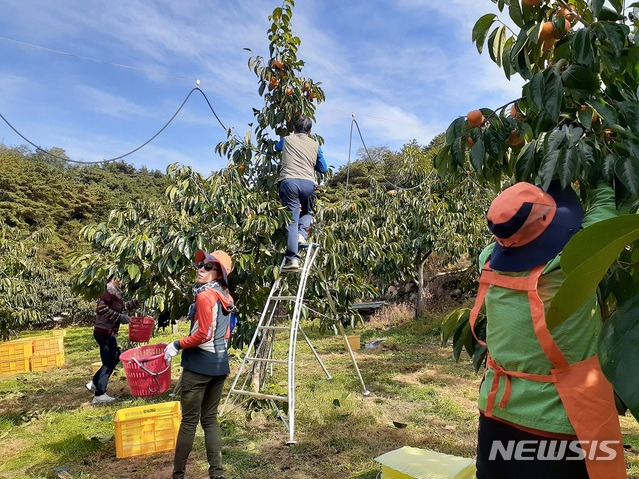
0, 144, 169, 270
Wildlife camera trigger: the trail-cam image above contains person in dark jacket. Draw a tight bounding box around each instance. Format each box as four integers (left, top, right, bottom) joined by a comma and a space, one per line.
164, 249, 234, 479
86, 274, 138, 403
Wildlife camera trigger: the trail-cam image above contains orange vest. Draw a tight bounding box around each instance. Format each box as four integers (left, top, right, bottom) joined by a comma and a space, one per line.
470, 262, 626, 479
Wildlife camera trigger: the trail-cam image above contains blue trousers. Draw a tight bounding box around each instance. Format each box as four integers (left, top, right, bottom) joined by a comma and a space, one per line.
279, 178, 316, 260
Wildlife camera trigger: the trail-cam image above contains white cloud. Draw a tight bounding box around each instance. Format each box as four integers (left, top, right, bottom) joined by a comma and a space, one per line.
74, 85, 148, 118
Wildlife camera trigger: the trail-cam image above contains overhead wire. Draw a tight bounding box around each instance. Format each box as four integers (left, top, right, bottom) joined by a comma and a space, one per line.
347, 115, 434, 193
344, 114, 354, 201
0, 86, 233, 165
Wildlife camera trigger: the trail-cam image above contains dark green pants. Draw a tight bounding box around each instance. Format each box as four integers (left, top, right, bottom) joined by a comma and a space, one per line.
172, 369, 227, 479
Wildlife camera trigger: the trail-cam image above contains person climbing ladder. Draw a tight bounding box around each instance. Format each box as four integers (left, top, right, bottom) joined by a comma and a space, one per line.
275, 115, 327, 272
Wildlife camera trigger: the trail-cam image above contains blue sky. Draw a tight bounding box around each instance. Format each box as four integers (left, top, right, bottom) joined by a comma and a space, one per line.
0, 1, 523, 175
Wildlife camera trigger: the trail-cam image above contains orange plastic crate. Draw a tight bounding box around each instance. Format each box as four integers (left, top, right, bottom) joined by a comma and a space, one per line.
30, 352, 65, 372
32, 336, 64, 355
114, 402, 181, 459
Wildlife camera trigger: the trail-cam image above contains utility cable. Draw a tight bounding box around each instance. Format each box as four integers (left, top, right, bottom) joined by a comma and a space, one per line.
351, 116, 433, 191
344, 114, 354, 200
0, 86, 231, 165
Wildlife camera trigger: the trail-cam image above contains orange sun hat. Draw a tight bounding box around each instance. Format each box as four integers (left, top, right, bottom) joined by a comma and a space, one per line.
194, 249, 233, 283
486, 181, 584, 272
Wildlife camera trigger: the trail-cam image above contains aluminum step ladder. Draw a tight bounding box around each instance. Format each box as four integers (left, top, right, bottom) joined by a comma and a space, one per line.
221, 242, 331, 444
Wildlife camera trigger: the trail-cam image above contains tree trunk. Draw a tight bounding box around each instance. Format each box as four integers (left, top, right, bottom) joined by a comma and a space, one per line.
413, 252, 431, 320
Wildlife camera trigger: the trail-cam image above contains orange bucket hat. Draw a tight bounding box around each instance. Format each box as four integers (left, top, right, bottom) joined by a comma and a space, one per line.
194, 249, 233, 284
486, 181, 583, 271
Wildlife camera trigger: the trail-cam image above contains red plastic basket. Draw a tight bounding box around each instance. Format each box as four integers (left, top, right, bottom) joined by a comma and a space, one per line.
119, 343, 171, 397
128, 316, 155, 342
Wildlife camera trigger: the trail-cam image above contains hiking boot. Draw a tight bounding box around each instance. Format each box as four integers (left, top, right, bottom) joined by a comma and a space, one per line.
86, 380, 96, 393
92, 393, 116, 404
281, 258, 300, 272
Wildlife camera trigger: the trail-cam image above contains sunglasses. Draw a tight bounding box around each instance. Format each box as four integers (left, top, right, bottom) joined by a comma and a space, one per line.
197, 262, 220, 273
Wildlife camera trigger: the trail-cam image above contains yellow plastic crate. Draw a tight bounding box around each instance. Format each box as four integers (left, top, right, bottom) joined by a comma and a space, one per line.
32, 335, 64, 355
0, 339, 33, 376
0, 357, 31, 375
114, 402, 181, 459
30, 352, 65, 372
0, 338, 33, 360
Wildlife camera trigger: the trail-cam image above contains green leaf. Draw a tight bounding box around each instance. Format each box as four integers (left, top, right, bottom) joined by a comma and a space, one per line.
608, 0, 623, 13
598, 23, 627, 53
557, 146, 580, 188
627, 46, 639, 82
561, 64, 599, 93
472, 344, 488, 374
441, 308, 470, 346
615, 156, 639, 196
446, 117, 465, 145
539, 148, 564, 190
470, 138, 486, 173
452, 321, 472, 362
578, 140, 596, 171
529, 72, 545, 111
543, 71, 564, 122
472, 14, 497, 53
514, 140, 538, 182
618, 101, 639, 133
598, 7, 624, 21
598, 295, 639, 422
577, 106, 593, 130
127, 263, 141, 282
508, 2, 524, 28
603, 154, 617, 181
491, 26, 507, 67
592, 0, 604, 17
571, 28, 595, 70
451, 137, 464, 168
590, 101, 618, 126
546, 215, 639, 330
502, 37, 514, 80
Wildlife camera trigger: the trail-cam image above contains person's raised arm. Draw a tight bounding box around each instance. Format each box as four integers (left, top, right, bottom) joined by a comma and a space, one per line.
315, 146, 327, 173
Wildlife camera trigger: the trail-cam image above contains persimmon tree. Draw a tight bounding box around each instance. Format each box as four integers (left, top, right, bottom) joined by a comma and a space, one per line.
70, 0, 371, 342
438, 0, 639, 419
321, 138, 491, 320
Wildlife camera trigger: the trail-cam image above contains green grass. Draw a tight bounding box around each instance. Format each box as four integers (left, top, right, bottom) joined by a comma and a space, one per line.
1, 317, 639, 478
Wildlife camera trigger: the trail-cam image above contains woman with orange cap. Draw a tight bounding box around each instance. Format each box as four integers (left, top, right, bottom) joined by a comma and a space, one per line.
470, 181, 625, 479
164, 250, 234, 479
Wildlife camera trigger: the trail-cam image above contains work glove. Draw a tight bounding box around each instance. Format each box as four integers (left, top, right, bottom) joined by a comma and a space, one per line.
126, 298, 140, 310
119, 313, 130, 324
164, 341, 180, 361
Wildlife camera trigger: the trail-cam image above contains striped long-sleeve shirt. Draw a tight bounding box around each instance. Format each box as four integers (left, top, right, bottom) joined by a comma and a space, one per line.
94, 283, 138, 334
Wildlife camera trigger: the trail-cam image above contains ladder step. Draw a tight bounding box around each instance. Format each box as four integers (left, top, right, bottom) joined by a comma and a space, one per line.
271, 295, 297, 301
259, 326, 291, 331
246, 357, 288, 364
230, 389, 288, 402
